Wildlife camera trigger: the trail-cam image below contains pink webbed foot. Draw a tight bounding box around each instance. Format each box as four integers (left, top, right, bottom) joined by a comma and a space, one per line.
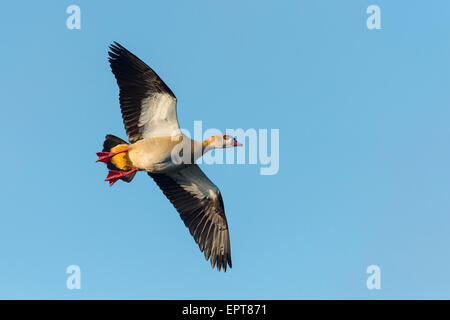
105, 169, 138, 186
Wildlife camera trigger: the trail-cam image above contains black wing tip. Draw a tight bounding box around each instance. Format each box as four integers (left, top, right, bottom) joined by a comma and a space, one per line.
200, 238, 232, 272
201, 239, 232, 272
108, 42, 130, 63
208, 252, 232, 272
109, 41, 124, 52
107, 42, 177, 100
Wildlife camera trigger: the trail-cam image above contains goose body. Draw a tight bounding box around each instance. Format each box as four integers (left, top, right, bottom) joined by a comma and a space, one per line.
127, 135, 185, 173
96, 43, 241, 271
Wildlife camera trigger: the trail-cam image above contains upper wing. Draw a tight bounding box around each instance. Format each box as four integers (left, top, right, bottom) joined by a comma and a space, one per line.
149, 165, 232, 271
108, 42, 180, 142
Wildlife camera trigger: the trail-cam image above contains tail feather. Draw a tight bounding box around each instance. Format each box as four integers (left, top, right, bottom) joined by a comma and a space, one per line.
99, 134, 136, 184
102, 134, 128, 153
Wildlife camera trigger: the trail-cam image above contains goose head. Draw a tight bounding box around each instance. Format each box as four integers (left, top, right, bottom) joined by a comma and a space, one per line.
204, 135, 243, 150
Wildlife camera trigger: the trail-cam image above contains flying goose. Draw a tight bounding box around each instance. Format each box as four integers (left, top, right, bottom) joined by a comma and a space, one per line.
96, 42, 241, 271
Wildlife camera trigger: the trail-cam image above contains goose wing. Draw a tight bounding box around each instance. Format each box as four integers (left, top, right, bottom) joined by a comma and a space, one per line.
149, 165, 232, 271
108, 42, 180, 142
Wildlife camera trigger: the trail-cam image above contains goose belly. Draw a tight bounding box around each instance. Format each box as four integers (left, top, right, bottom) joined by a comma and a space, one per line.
127, 137, 183, 173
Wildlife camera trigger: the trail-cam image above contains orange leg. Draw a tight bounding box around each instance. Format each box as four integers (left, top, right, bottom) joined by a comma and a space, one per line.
96, 148, 129, 163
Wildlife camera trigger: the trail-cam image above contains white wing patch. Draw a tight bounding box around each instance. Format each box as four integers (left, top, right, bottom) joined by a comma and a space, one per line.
139, 93, 180, 138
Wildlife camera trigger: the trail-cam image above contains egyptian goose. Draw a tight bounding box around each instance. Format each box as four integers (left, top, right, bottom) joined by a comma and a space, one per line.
96, 42, 242, 272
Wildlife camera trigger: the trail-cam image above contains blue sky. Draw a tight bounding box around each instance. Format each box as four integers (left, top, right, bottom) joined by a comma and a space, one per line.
1, 0, 450, 299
